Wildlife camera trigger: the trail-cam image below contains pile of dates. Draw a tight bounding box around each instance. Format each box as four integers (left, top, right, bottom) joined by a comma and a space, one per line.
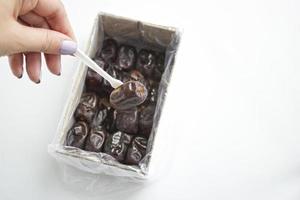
66, 38, 165, 166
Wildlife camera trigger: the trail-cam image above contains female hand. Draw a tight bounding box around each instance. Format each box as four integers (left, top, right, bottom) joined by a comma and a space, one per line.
0, 0, 77, 83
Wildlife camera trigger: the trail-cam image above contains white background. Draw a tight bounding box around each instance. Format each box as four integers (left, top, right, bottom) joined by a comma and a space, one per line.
1, 0, 300, 199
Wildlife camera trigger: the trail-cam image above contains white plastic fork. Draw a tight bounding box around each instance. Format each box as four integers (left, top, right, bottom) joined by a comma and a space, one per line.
74, 48, 123, 89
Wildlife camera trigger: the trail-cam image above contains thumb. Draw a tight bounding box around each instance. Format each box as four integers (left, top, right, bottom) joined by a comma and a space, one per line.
14, 23, 77, 55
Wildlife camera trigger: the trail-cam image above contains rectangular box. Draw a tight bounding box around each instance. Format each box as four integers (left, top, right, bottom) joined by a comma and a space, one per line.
49, 12, 181, 180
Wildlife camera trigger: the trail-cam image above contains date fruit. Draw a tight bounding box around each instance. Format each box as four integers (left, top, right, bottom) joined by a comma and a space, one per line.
104, 131, 133, 162
66, 121, 89, 149
99, 39, 118, 62
91, 107, 108, 127
74, 93, 98, 123
85, 69, 103, 94
85, 126, 107, 152
116, 108, 138, 134
95, 98, 117, 132
110, 81, 148, 110
125, 136, 148, 165
129, 70, 150, 90
116, 45, 136, 70
137, 49, 156, 77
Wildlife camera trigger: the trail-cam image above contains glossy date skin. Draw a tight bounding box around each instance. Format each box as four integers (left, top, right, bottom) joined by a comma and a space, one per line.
98, 39, 118, 62
66, 121, 89, 149
74, 93, 98, 123
110, 81, 148, 110
116, 45, 136, 70
91, 106, 108, 127
125, 137, 148, 165
115, 108, 138, 134
85, 126, 107, 152
137, 49, 156, 77
129, 70, 150, 90
104, 131, 133, 162
85, 69, 103, 94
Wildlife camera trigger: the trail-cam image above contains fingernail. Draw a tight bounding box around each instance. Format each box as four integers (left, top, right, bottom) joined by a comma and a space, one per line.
36, 79, 41, 84
56, 62, 62, 76
60, 40, 77, 55
17, 74, 23, 79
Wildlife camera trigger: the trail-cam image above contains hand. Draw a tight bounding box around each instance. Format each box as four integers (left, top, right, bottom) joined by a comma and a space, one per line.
0, 0, 77, 83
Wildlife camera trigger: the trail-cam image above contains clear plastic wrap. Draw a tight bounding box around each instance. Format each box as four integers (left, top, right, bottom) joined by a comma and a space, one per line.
48, 12, 181, 182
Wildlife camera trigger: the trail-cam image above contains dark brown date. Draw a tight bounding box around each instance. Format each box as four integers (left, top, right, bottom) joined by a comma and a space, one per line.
104, 131, 133, 162
66, 121, 89, 149
129, 70, 144, 81
116, 108, 138, 134
91, 107, 108, 127
129, 70, 150, 90
125, 136, 148, 165
74, 93, 98, 123
137, 49, 156, 77
98, 39, 118, 62
116, 45, 136, 70
95, 98, 117, 132
85, 69, 103, 94
110, 81, 148, 110
98, 97, 111, 109
139, 104, 156, 137
84, 126, 107, 152
103, 108, 117, 133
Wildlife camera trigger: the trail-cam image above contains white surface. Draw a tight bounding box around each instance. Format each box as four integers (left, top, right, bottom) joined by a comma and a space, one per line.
1, 0, 300, 199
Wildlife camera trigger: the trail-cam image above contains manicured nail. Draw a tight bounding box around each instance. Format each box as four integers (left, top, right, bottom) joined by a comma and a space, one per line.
36, 79, 41, 84
60, 40, 77, 55
17, 74, 23, 79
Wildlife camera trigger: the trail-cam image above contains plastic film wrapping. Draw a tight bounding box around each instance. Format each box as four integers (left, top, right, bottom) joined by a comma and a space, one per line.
48, 12, 181, 183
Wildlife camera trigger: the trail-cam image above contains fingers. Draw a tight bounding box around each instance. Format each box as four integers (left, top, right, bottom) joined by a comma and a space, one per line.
45, 54, 61, 75
12, 22, 76, 55
9, 52, 50, 83
8, 53, 24, 78
5, 0, 76, 82
25, 52, 41, 83
34, 0, 75, 39
20, 12, 61, 76
19, 11, 49, 29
